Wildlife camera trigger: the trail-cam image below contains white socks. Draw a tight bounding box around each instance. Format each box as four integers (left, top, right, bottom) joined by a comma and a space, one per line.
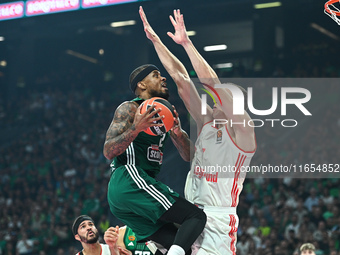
167, 245, 185, 255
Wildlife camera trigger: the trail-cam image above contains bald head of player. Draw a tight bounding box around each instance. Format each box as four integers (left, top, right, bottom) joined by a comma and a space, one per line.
129, 64, 169, 100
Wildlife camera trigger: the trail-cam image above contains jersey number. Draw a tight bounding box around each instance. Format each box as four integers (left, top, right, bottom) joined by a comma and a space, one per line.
159, 134, 166, 147
135, 252, 151, 255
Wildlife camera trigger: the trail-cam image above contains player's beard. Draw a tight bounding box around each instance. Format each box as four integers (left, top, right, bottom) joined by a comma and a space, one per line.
150, 88, 169, 100
80, 230, 99, 244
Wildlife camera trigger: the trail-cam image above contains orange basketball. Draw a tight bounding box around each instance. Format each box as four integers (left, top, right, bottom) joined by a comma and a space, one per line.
140, 97, 175, 136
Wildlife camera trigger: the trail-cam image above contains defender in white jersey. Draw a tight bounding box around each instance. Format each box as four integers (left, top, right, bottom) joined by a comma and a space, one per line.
185, 121, 255, 208
185, 121, 256, 255
75, 243, 111, 255
145, 9, 256, 255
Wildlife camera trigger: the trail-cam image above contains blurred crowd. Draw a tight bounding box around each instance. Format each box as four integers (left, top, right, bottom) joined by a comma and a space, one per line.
0, 41, 339, 255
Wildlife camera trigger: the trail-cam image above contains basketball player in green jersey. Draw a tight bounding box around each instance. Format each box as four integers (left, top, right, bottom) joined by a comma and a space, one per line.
103, 47, 206, 255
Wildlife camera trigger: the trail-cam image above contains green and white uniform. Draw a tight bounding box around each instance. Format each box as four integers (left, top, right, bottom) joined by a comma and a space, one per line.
107, 98, 179, 241
124, 226, 152, 255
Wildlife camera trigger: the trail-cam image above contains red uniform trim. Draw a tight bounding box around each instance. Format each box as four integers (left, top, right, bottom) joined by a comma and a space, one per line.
231, 153, 246, 207
229, 214, 237, 255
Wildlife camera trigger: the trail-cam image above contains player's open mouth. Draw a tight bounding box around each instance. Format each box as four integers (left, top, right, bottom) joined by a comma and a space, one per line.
161, 82, 167, 88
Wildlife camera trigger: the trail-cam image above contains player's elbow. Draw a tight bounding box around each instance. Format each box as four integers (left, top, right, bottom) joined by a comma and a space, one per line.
182, 154, 191, 162
103, 143, 115, 160
173, 73, 190, 87
103, 150, 113, 161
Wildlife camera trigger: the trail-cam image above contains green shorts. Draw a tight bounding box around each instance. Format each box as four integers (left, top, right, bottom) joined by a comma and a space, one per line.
107, 164, 179, 240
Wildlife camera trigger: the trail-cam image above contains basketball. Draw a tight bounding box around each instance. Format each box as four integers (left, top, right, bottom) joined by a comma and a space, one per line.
140, 97, 175, 136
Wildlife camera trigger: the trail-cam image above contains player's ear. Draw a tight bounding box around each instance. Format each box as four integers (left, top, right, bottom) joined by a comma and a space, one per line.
74, 234, 80, 241
137, 81, 146, 90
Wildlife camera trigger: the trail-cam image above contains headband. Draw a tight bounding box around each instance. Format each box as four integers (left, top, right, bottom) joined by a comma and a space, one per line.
129, 64, 160, 92
72, 215, 94, 236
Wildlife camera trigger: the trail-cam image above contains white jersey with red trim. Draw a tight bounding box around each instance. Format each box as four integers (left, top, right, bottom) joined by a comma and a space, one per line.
185, 121, 256, 207
75, 244, 111, 255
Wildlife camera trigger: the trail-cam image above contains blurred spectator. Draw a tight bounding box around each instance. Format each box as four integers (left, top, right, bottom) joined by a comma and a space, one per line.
15, 232, 36, 255
257, 218, 271, 237
305, 188, 319, 212
236, 234, 250, 255
285, 215, 300, 240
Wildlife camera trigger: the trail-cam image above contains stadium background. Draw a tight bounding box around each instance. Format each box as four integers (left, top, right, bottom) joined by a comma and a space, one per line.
0, 0, 339, 254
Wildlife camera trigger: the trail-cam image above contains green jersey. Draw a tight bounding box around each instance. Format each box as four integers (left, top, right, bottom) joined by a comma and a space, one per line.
107, 97, 179, 241
111, 97, 170, 178
124, 226, 152, 254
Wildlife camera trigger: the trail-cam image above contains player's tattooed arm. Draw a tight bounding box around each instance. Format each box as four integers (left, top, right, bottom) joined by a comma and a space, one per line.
103, 102, 139, 160
103, 101, 164, 160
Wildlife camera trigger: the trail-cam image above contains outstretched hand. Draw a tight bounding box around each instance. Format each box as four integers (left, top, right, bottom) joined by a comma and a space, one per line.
167, 9, 190, 45
139, 6, 159, 42
170, 105, 182, 136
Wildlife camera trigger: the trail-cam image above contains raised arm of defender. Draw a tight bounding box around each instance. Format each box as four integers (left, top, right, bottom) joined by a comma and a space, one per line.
168, 9, 256, 152
168, 9, 220, 87
139, 6, 208, 130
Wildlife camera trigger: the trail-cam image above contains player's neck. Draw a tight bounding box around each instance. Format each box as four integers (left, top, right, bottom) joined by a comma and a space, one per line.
215, 124, 224, 129
82, 242, 101, 255
137, 92, 152, 100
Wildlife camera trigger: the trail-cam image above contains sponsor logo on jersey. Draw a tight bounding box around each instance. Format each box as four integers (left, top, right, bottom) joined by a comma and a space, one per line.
147, 145, 163, 164
151, 144, 159, 150
194, 166, 218, 183
127, 241, 134, 246
128, 235, 135, 241
216, 130, 222, 143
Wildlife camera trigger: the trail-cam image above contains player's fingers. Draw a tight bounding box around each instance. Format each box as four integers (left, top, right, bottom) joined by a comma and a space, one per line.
148, 107, 162, 117
167, 32, 175, 40
143, 104, 156, 115
150, 115, 164, 123
180, 14, 184, 26
139, 6, 148, 25
177, 9, 181, 21
172, 105, 179, 117
169, 15, 176, 26
139, 7, 145, 21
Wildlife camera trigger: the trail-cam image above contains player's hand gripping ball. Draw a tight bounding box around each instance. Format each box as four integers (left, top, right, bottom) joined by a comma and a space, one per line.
140, 97, 175, 136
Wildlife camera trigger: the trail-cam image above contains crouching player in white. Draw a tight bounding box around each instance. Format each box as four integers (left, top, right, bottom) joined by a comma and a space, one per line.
166, 10, 257, 255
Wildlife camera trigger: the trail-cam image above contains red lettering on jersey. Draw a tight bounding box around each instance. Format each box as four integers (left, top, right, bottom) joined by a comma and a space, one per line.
194, 166, 218, 182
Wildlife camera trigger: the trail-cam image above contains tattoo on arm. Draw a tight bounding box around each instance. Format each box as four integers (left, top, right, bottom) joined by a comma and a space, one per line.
103, 102, 139, 160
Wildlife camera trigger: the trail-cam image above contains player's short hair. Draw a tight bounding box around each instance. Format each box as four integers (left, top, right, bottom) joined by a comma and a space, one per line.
129, 64, 160, 93
72, 215, 94, 236
300, 243, 315, 252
